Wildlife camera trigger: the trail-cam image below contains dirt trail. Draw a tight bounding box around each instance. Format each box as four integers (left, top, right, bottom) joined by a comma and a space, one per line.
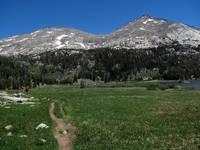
49, 102, 76, 150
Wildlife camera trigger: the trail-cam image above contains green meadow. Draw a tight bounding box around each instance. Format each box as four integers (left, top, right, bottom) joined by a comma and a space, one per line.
0, 82, 200, 149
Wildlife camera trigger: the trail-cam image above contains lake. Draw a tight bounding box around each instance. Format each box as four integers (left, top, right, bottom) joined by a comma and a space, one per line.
178, 80, 200, 90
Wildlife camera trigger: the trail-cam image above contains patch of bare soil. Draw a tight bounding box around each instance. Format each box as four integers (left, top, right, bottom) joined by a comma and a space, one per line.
49, 102, 76, 150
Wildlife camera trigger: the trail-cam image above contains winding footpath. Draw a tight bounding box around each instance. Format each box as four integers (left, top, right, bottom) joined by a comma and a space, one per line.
49, 102, 76, 150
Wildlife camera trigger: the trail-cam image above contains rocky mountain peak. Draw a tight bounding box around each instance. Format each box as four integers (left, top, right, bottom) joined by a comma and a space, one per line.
0, 16, 200, 56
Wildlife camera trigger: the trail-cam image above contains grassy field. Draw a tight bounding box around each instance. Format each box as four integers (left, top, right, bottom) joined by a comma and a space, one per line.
0, 82, 200, 149
32, 85, 200, 150
0, 95, 57, 150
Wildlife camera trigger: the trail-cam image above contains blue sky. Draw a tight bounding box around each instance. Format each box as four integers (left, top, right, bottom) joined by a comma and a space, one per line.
0, 0, 199, 39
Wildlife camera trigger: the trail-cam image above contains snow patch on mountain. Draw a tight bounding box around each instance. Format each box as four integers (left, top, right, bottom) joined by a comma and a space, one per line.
47, 31, 53, 34
31, 31, 40, 35
75, 42, 86, 48
140, 27, 146, 31
56, 34, 69, 41
4, 39, 13, 42
143, 18, 158, 24
17, 38, 28, 43
54, 34, 69, 49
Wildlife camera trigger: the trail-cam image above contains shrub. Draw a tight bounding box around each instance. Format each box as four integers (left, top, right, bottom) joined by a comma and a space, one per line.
80, 80, 86, 88
168, 84, 176, 89
158, 85, 168, 91
158, 84, 176, 91
146, 84, 157, 90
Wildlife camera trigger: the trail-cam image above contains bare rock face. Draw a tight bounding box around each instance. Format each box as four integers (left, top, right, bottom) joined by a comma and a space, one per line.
103, 16, 200, 49
0, 28, 102, 55
0, 16, 200, 56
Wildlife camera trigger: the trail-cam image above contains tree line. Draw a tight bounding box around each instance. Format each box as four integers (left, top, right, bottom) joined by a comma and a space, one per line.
0, 44, 200, 90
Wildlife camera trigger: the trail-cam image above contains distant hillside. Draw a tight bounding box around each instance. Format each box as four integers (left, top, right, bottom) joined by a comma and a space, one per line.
0, 16, 200, 56
1, 44, 200, 90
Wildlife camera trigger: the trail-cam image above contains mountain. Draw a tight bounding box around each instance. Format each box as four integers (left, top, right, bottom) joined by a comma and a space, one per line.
1, 16, 200, 89
0, 28, 102, 55
104, 16, 200, 49
0, 16, 200, 56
